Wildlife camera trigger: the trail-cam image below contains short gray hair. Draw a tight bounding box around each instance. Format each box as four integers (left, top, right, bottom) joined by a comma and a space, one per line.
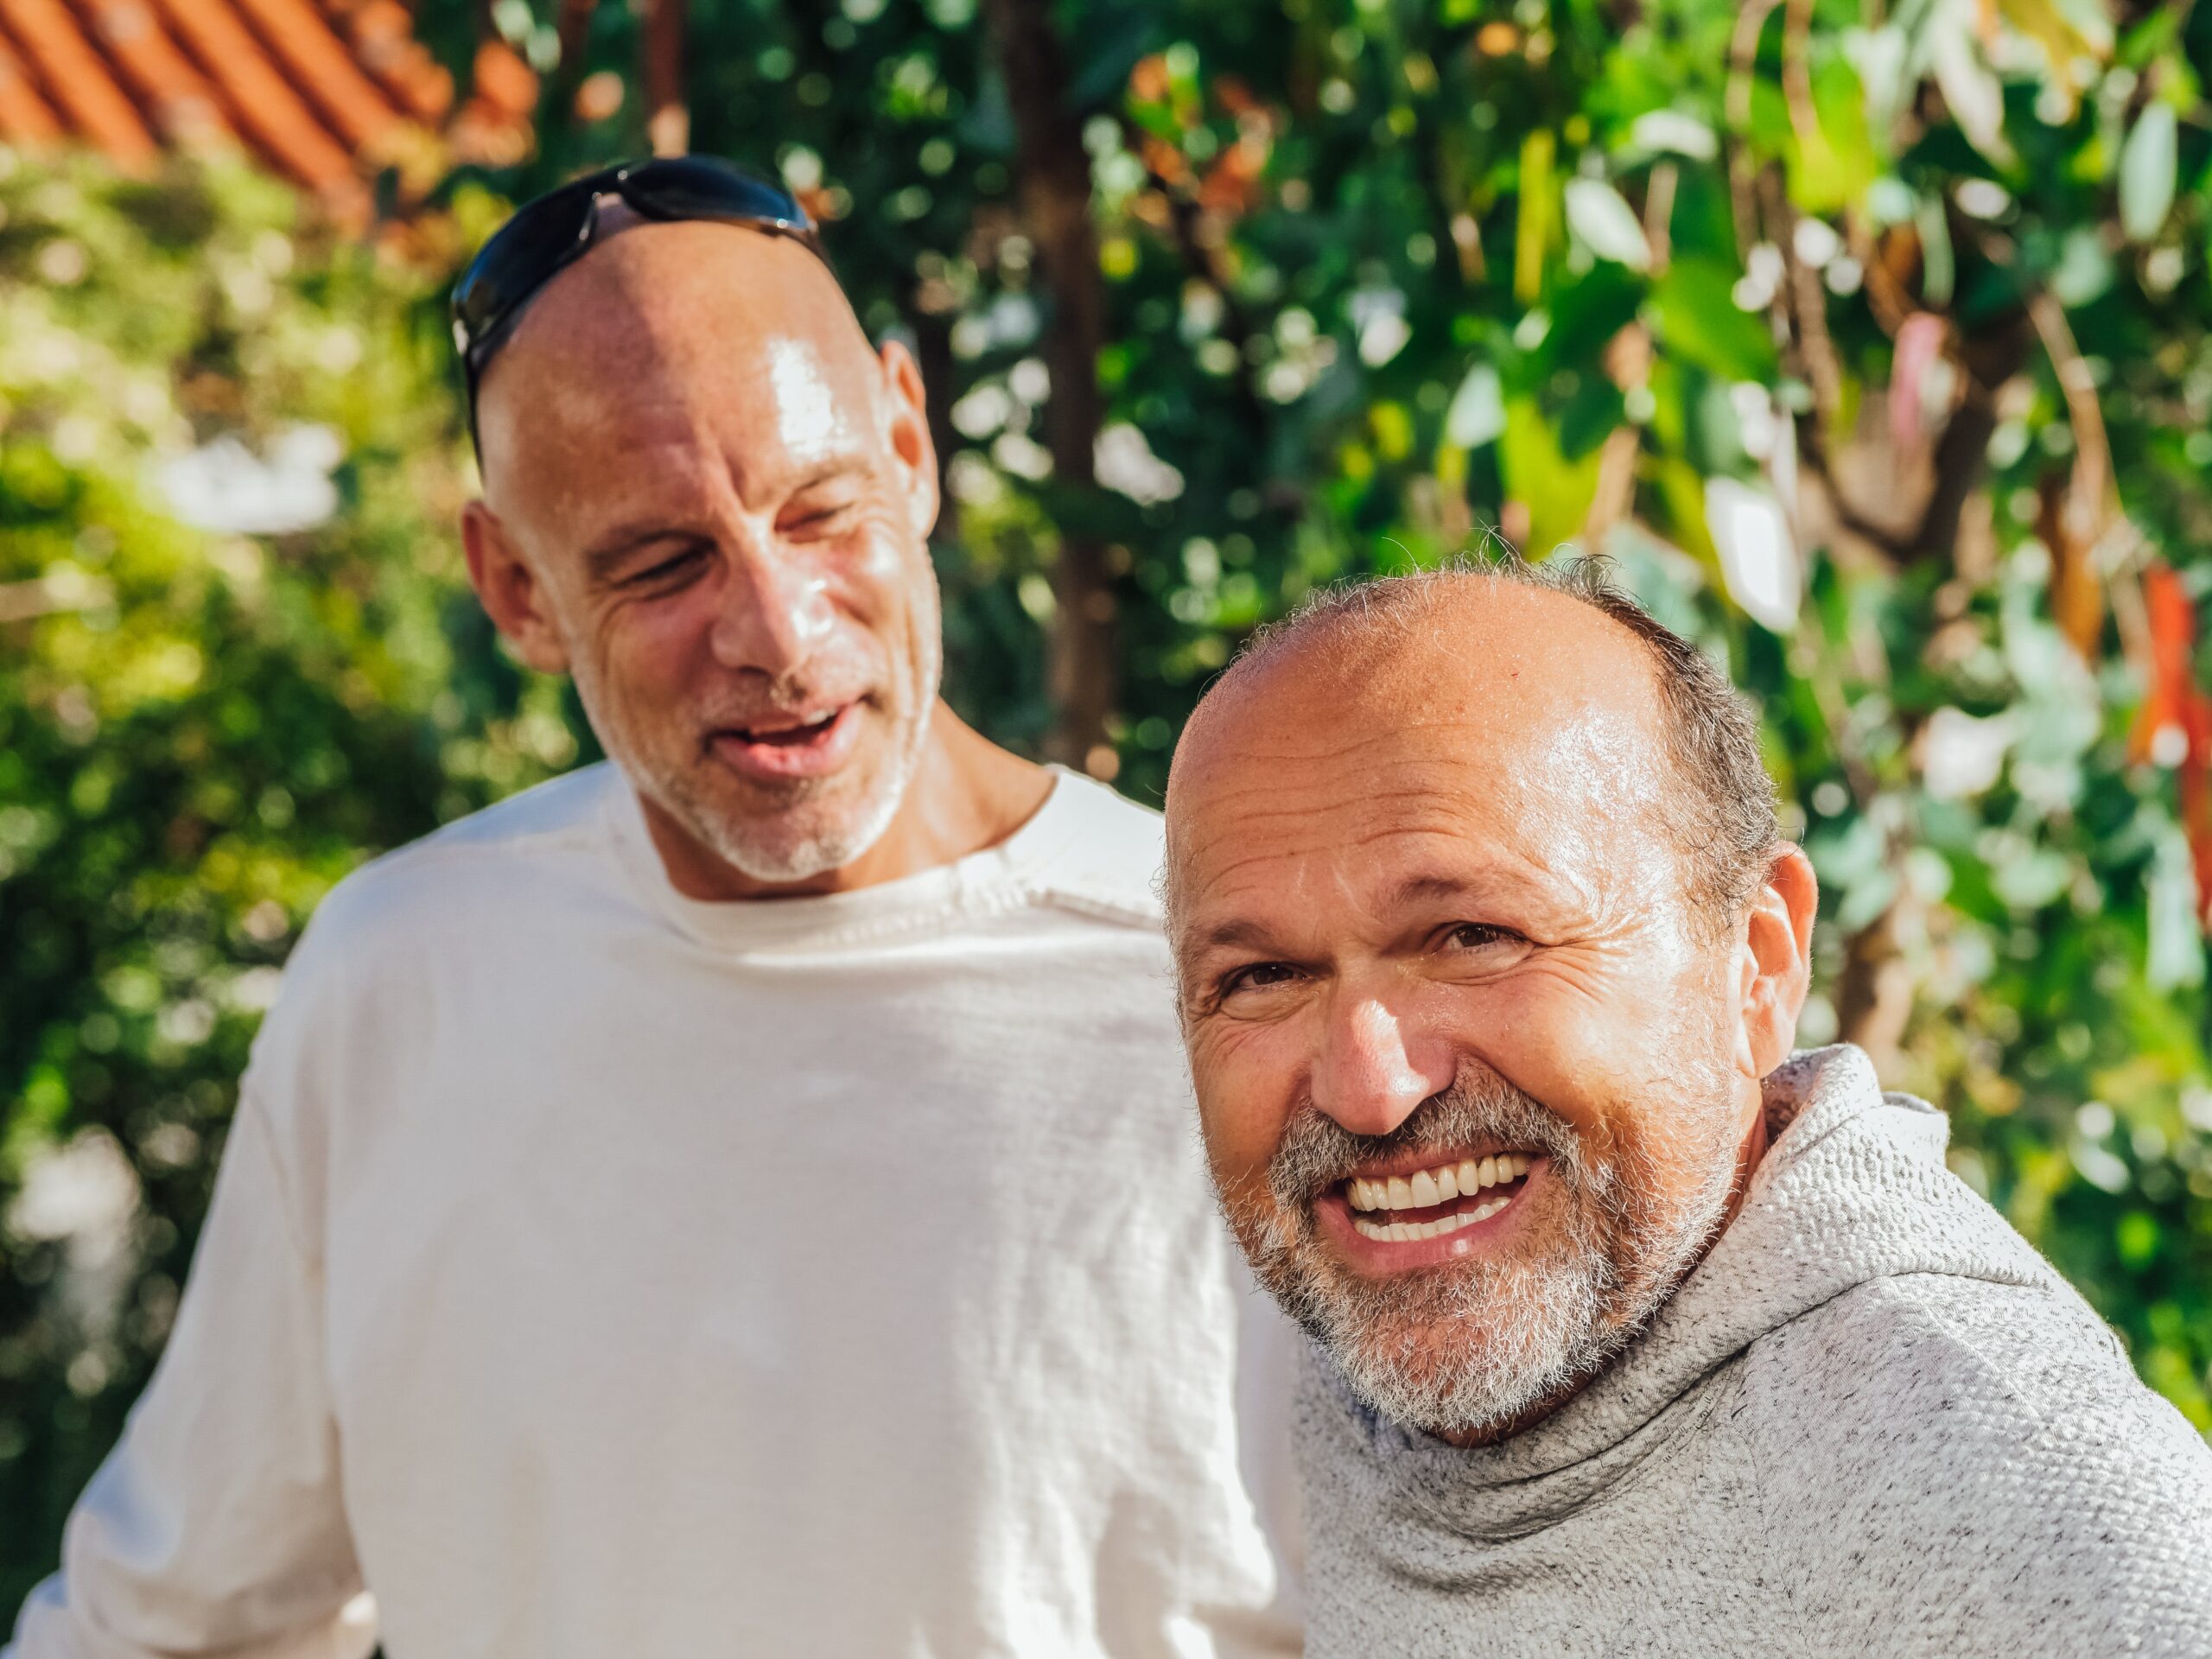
1204, 554, 1781, 931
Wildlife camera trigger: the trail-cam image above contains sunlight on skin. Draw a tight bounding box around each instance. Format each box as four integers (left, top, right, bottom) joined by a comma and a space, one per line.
1165, 582, 1817, 1441
458, 218, 1047, 899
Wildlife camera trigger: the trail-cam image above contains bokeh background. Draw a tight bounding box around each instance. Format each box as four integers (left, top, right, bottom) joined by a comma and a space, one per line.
5, 0, 2212, 1615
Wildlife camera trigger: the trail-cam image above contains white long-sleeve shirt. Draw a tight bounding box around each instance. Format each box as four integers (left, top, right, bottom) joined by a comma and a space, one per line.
9, 765, 1302, 1659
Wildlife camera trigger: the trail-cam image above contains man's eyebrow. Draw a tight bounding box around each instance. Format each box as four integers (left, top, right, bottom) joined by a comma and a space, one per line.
1388, 872, 1481, 908
1189, 916, 1285, 956
781, 459, 869, 499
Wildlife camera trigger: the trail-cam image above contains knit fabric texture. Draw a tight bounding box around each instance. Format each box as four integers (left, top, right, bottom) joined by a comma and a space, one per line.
1297, 1044, 2212, 1657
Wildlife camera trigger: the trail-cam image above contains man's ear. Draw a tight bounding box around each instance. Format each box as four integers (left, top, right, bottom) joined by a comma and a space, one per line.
461, 500, 570, 675
879, 339, 941, 541
1733, 843, 1819, 1081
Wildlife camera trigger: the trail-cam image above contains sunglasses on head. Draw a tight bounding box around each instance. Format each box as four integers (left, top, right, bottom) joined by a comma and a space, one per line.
450, 155, 828, 433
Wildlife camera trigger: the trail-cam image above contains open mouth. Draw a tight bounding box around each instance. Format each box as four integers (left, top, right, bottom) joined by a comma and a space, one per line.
709, 702, 863, 780
1342, 1153, 1536, 1243
736, 709, 842, 745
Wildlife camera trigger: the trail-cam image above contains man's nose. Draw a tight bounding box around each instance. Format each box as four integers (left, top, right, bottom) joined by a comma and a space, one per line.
1310, 989, 1457, 1137
708, 537, 837, 677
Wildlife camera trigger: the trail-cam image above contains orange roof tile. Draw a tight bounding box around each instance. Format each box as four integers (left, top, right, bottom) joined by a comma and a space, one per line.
334, 0, 450, 125
231, 0, 400, 152
0, 29, 66, 142
0, 0, 161, 165
156, 0, 366, 192
79, 0, 234, 146
0, 0, 533, 214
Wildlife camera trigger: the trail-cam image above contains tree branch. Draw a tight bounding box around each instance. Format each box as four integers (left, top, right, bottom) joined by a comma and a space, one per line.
981, 0, 1116, 772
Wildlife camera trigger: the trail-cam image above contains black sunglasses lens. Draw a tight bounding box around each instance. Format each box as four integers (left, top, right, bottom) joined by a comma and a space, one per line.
454, 184, 598, 349
620, 156, 808, 228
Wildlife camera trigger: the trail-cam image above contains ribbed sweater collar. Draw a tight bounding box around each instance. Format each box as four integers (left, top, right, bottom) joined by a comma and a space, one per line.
1315, 1045, 2059, 1536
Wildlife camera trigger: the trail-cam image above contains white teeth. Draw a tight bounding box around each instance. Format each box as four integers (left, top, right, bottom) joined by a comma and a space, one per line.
1351, 1196, 1513, 1243
1344, 1154, 1539, 1213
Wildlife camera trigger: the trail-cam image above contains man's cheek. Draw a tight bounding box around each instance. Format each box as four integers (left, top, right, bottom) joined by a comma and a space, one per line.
1470, 997, 1649, 1146
1193, 1081, 1278, 1198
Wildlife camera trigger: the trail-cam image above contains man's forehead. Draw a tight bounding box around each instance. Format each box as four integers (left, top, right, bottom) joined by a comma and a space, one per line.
1173, 721, 1630, 897
475, 222, 879, 486
1166, 584, 1677, 921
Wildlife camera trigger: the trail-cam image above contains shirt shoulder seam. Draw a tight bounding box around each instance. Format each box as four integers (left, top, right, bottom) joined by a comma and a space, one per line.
1022, 878, 1166, 931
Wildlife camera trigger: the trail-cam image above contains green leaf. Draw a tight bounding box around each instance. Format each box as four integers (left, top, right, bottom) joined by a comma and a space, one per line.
1444, 362, 1505, 449
1558, 376, 1628, 461
1501, 395, 1604, 557
1563, 179, 1652, 270
2120, 101, 2177, 243
1785, 57, 1878, 213
1650, 260, 1778, 383
1515, 130, 1556, 305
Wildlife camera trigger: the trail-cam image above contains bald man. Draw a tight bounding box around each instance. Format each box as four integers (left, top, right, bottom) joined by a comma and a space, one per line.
10, 159, 1300, 1658
1164, 557, 2212, 1657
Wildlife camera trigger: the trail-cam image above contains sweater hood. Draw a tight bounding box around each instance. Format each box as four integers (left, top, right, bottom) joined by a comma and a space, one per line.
1313, 1044, 2064, 1536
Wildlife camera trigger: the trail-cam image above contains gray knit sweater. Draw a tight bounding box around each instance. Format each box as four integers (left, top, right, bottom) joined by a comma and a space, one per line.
1297, 1045, 2212, 1657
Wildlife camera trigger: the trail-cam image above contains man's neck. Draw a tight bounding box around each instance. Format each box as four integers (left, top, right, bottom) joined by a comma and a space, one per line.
642, 702, 1054, 901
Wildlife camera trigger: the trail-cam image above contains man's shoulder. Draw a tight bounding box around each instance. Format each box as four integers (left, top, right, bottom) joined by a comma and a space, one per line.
1020, 771, 1170, 931
1778, 1269, 2143, 1402
1732, 1268, 2212, 1635
290, 764, 621, 970
1751, 1268, 2210, 1475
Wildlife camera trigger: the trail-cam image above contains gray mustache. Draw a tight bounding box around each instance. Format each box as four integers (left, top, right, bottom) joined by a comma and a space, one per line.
1266, 1071, 1597, 1216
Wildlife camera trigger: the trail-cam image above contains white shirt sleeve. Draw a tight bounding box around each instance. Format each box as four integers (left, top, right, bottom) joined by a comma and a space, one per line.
1233, 1270, 1308, 1651
5, 1093, 373, 1659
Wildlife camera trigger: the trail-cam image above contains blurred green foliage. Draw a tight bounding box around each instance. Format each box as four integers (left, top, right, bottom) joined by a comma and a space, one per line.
8, 0, 2212, 1620
0, 158, 582, 1612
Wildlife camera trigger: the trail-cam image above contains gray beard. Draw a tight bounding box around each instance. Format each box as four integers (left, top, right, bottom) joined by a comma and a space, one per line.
664, 692, 933, 884
1230, 1066, 1739, 1440
583, 623, 942, 887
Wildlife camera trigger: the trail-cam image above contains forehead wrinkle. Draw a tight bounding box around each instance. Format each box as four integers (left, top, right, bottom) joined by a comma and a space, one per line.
1166, 583, 1683, 932
1185, 821, 1591, 928
1170, 734, 1667, 957
1181, 785, 1598, 921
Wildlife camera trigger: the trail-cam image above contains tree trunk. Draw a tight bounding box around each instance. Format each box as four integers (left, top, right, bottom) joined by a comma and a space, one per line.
980, 0, 1116, 775
642, 0, 687, 156
1908, 315, 2028, 564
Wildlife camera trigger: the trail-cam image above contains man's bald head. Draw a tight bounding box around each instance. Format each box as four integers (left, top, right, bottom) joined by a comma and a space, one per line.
474, 219, 881, 504
1168, 557, 1779, 938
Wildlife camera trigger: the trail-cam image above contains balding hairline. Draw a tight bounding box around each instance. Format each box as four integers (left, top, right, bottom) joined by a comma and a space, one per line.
1168, 555, 1782, 942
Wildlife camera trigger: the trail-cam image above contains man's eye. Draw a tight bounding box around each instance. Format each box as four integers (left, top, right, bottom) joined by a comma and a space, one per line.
1220, 962, 1300, 998
785, 501, 859, 537
627, 543, 709, 586
1442, 923, 1518, 951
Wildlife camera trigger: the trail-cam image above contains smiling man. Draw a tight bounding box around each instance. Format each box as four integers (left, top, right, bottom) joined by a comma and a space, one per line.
10, 159, 1299, 1659
1165, 557, 2212, 1658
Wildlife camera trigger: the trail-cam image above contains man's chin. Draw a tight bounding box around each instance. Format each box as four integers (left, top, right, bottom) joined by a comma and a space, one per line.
696, 813, 877, 884
674, 771, 907, 885
1258, 1234, 1619, 1440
